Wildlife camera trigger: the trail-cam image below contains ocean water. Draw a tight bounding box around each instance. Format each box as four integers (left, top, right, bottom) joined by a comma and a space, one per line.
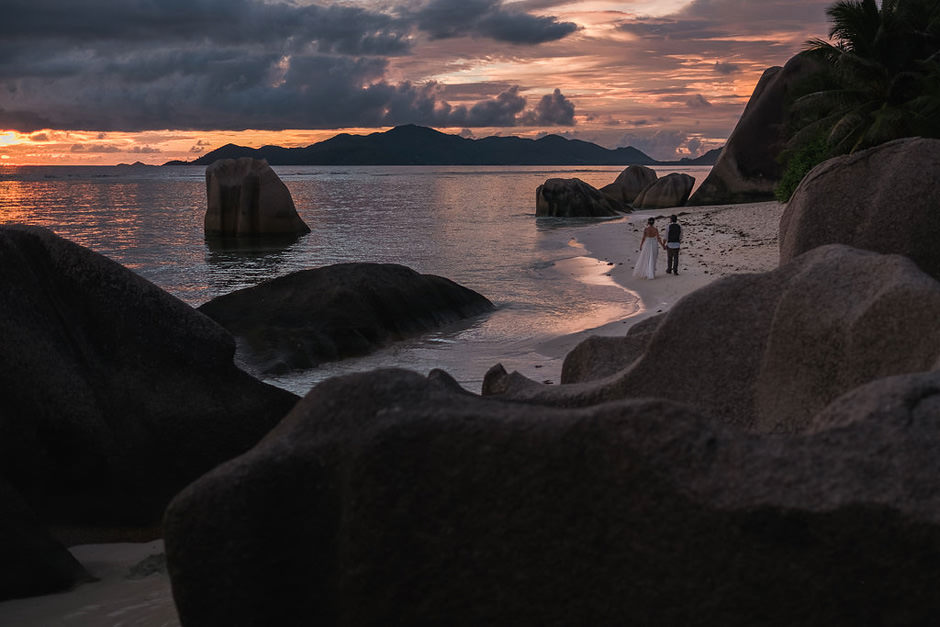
0, 164, 710, 393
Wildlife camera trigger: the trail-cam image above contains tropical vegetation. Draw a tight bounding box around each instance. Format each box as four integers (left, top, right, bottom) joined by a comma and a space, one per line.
776, 0, 940, 201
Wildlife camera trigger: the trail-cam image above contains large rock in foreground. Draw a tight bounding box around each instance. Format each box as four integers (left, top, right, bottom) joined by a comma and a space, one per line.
165, 367, 940, 626
205, 157, 310, 237
632, 172, 695, 209
780, 137, 940, 281
0, 225, 299, 527
535, 178, 622, 217
197, 263, 494, 374
688, 54, 822, 206
485, 245, 940, 434
599, 165, 657, 208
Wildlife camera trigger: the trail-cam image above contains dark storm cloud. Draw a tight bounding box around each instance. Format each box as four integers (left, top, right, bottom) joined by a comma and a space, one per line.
0, 0, 577, 132
520, 89, 575, 125
1, 0, 412, 56
413, 0, 577, 44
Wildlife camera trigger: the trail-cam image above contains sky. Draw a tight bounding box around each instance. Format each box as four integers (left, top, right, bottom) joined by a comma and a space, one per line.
0, 0, 835, 165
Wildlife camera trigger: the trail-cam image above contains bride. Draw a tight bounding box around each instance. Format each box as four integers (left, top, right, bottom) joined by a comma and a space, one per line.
632, 217, 666, 280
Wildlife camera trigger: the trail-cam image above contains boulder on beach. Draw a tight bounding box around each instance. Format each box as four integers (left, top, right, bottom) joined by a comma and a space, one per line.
535, 178, 622, 217
0, 225, 299, 529
561, 314, 663, 384
780, 137, 940, 281
197, 263, 494, 375
0, 479, 92, 602
599, 165, 658, 209
204, 157, 310, 237
484, 245, 940, 434
688, 54, 823, 206
632, 172, 695, 209
165, 367, 940, 626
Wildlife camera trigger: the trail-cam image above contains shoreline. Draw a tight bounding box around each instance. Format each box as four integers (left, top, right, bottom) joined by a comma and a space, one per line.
537, 200, 784, 361
0, 201, 786, 626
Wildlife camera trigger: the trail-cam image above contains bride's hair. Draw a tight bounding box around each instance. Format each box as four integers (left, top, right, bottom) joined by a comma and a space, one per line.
647, 217, 655, 225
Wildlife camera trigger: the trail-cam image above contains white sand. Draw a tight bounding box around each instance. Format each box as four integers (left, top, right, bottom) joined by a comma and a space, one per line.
0, 201, 785, 626
538, 201, 785, 358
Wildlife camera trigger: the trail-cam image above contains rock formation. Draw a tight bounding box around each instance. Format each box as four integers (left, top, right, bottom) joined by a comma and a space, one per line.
535, 178, 622, 217
0, 225, 299, 529
0, 478, 92, 601
165, 366, 940, 626
780, 137, 940, 281
599, 165, 658, 209
484, 245, 940, 434
197, 263, 494, 374
632, 172, 695, 209
204, 158, 310, 237
561, 314, 663, 383
687, 53, 823, 206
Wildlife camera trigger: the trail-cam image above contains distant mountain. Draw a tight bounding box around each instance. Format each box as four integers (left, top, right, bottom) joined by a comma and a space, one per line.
166, 125, 723, 167
671, 147, 723, 166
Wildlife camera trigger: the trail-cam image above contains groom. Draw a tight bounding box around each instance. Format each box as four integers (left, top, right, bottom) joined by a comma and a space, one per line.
665, 214, 681, 275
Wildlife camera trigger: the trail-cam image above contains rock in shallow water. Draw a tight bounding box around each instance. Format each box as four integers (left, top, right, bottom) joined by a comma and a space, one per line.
204, 157, 310, 237
535, 177, 622, 217
197, 262, 494, 375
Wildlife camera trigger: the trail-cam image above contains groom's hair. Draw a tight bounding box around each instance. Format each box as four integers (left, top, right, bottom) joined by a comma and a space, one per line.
670, 215, 677, 222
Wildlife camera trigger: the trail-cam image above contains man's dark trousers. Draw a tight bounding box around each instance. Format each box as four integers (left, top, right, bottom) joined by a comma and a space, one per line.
667, 247, 679, 274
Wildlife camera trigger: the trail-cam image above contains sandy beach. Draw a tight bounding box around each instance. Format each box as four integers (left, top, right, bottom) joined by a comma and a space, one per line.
0, 200, 785, 627
539, 200, 785, 359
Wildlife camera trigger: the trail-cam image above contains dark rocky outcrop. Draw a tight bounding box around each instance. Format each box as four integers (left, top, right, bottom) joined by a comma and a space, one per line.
535, 178, 622, 217
197, 263, 494, 375
632, 172, 695, 209
166, 367, 940, 626
484, 245, 940, 434
204, 158, 310, 237
0, 225, 299, 528
780, 137, 940, 281
560, 314, 663, 384
0, 479, 92, 601
599, 165, 658, 209
687, 54, 823, 206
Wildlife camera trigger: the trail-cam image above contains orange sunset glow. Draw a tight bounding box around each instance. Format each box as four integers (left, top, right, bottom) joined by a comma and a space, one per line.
0, 1, 834, 165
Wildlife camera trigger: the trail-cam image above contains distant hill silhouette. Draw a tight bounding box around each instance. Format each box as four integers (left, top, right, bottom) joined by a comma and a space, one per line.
166, 125, 721, 167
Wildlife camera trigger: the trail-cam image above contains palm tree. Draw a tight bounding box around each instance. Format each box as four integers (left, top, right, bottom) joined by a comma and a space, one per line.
776, 0, 940, 199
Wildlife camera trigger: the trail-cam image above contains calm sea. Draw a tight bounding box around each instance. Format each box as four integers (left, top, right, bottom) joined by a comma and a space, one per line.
0, 164, 710, 393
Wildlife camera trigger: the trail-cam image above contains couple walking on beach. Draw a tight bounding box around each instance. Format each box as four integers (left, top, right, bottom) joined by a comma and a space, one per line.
632, 215, 681, 280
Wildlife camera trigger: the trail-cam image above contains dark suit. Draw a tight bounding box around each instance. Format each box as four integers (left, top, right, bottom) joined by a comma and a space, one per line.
666, 222, 681, 273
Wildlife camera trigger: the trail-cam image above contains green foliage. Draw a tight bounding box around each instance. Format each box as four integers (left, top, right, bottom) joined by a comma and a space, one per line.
775, 135, 831, 202
778, 0, 940, 198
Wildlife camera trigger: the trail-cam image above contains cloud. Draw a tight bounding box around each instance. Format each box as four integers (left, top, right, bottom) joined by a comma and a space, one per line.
70, 143, 121, 153
714, 61, 741, 74
520, 88, 576, 125
412, 0, 577, 44
0, 0, 580, 133
617, 129, 694, 161
685, 94, 712, 108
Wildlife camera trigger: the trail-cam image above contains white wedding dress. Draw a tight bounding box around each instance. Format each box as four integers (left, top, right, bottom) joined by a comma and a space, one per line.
632, 237, 659, 280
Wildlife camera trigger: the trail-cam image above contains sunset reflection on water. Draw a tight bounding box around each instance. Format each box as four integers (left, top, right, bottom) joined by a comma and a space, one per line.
0, 164, 709, 392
